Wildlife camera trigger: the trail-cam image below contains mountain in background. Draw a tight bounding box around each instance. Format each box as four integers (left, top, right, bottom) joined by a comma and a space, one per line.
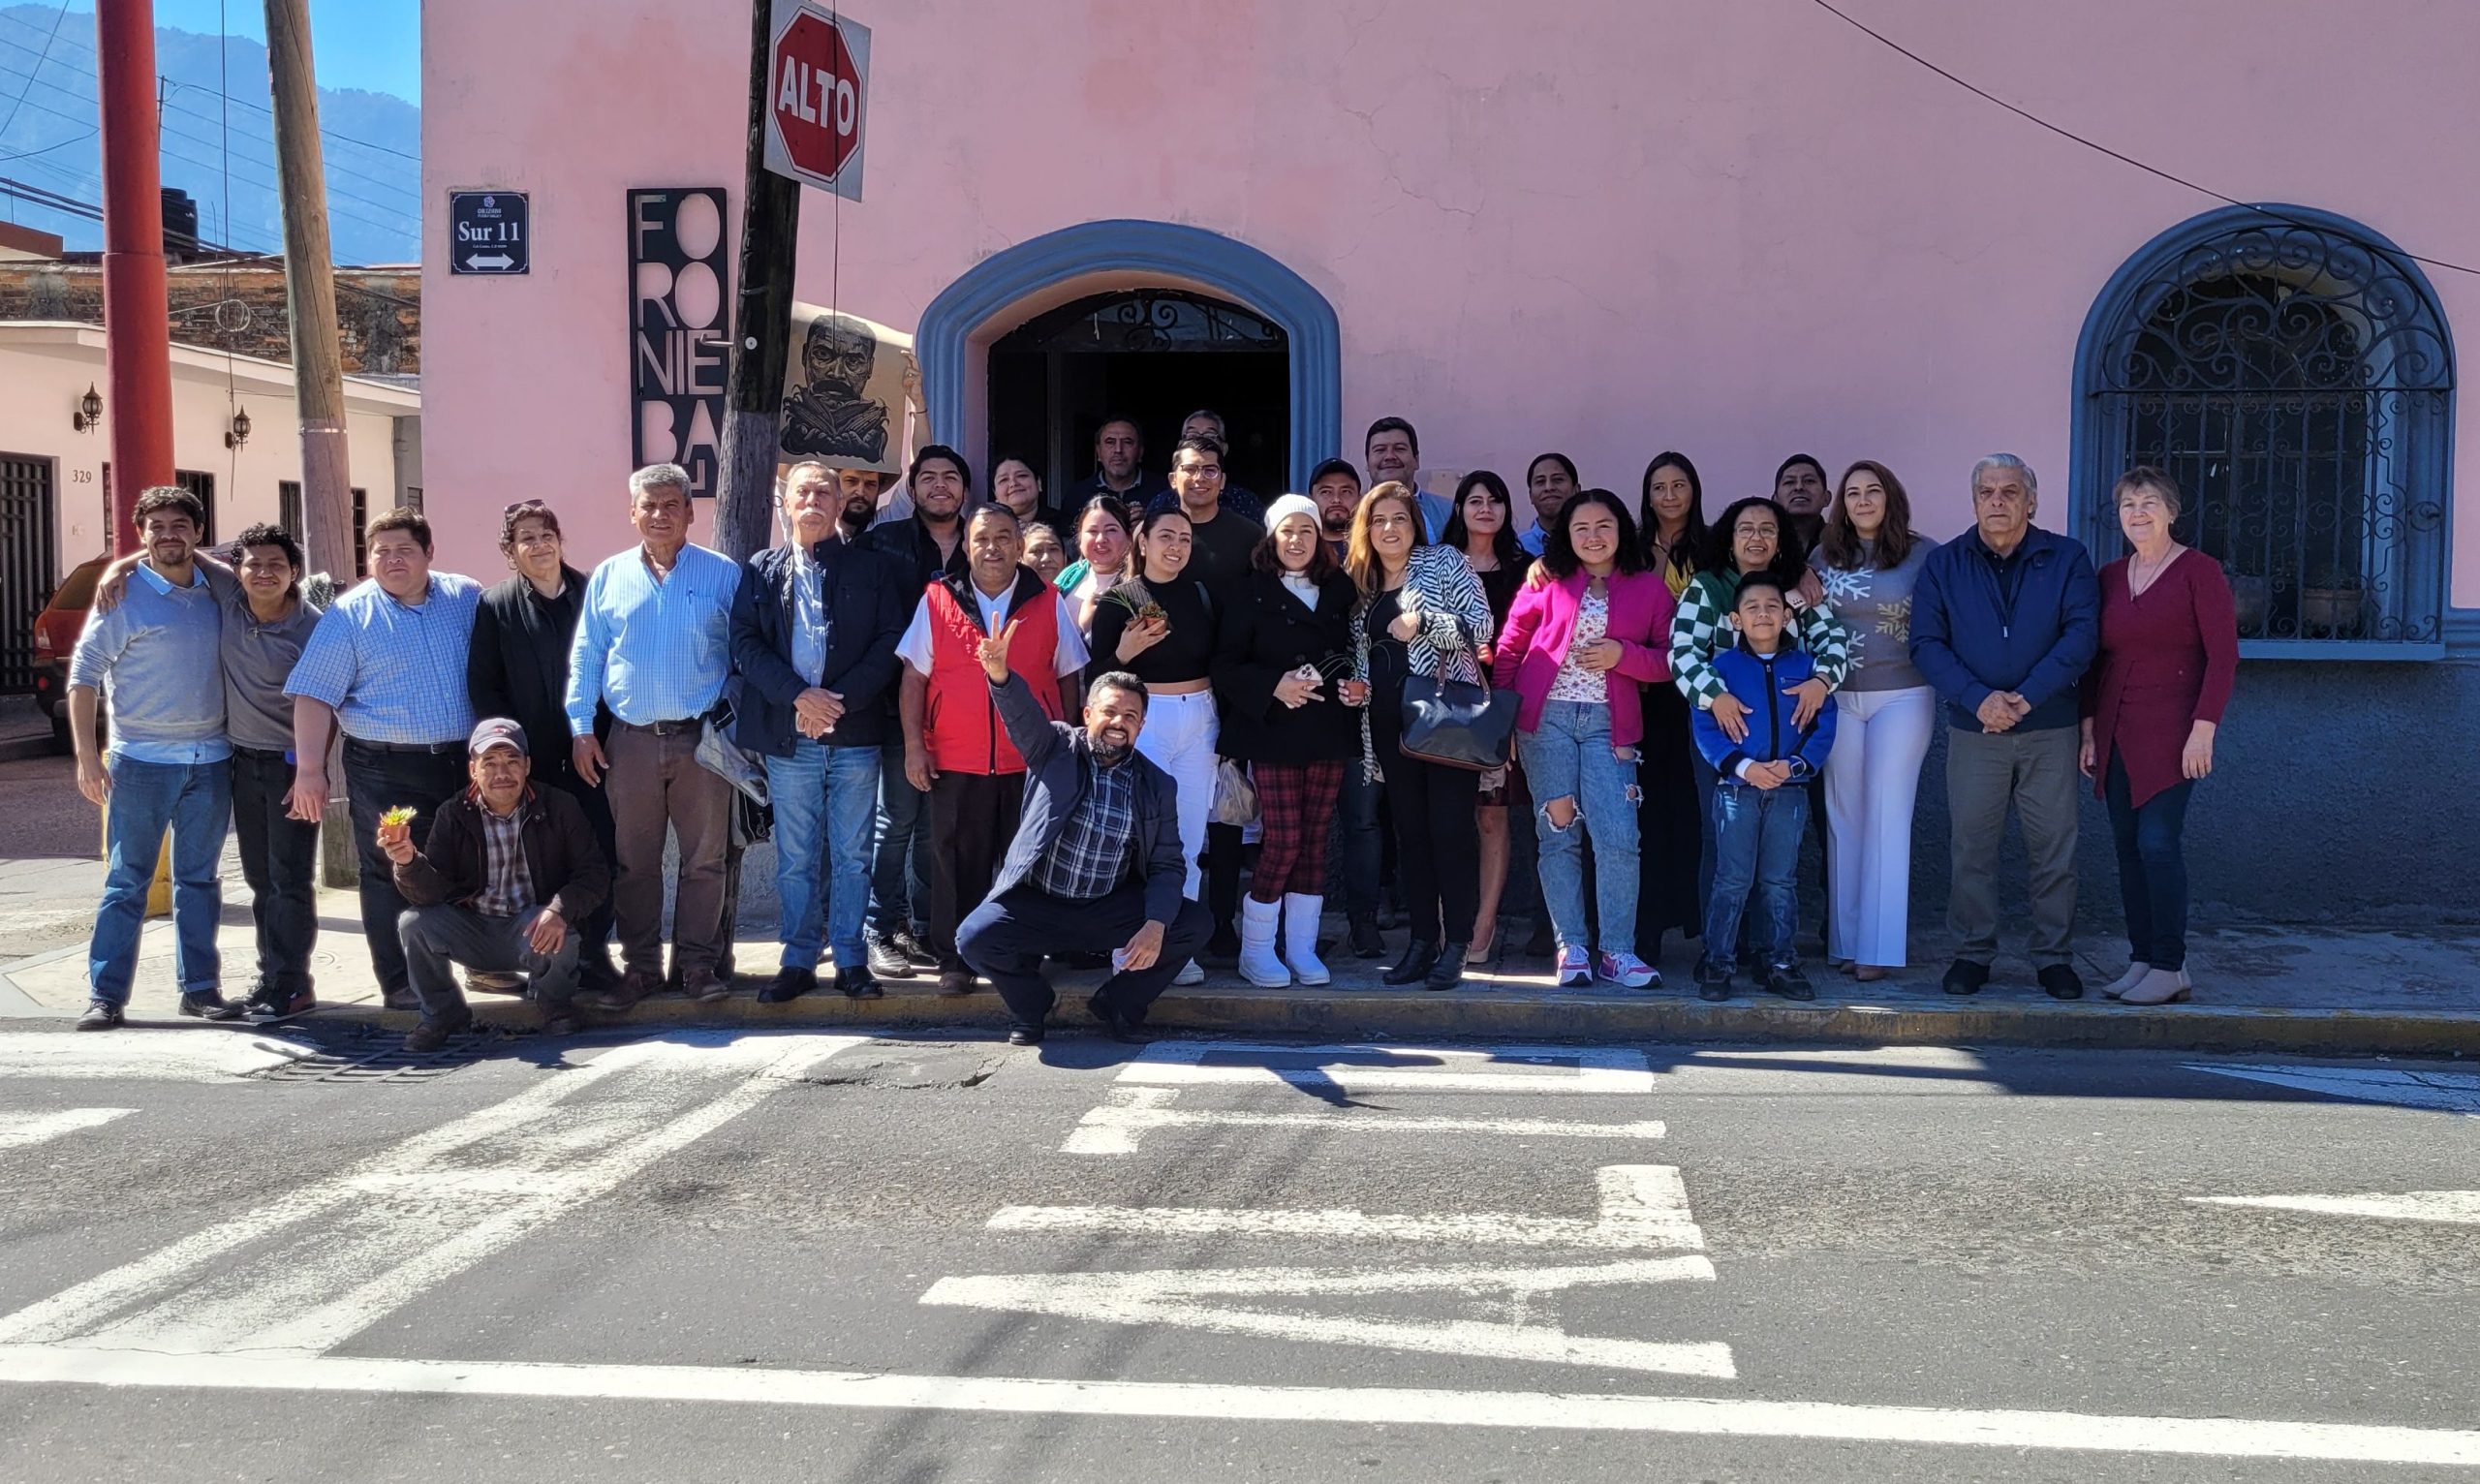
0, 3, 419, 264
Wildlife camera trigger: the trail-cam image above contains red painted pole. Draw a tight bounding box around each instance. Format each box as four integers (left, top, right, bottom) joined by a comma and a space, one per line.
96, 0, 173, 555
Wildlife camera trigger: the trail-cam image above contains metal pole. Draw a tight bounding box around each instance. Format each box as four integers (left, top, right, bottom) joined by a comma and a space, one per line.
95, 0, 173, 549
263, 0, 356, 582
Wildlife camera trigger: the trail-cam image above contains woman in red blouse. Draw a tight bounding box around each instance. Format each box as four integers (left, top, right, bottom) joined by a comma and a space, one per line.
2079, 467, 2238, 1005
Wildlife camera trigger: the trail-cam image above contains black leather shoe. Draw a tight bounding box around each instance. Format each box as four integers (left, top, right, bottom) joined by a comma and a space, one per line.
383, 987, 422, 1012
1006, 1024, 1044, 1046
2038, 964, 2086, 1001
1085, 993, 1146, 1043
1766, 963, 1816, 1002
866, 937, 915, 979
891, 929, 939, 969
538, 1007, 586, 1037
1348, 916, 1385, 959
1381, 940, 1439, 986
1692, 955, 1733, 1002
403, 1013, 472, 1054
937, 970, 976, 997
1422, 943, 1469, 991
837, 967, 883, 1000
1942, 960, 1991, 996
758, 968, 816, 1005
76, 999, 124, 1031
178, 991, 246, 1021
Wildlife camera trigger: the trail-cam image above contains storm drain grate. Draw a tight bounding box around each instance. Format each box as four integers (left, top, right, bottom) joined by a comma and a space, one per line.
250, 1025, 533, 1083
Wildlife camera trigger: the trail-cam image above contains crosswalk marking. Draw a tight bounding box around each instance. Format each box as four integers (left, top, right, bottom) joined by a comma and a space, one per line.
2192, 1190, 2480, 1226
0, 1032, 867, 1355
0, 1108, 133, 1154
1119, 1040, 1656, 1095
1060, 1086, 1668, 1155
0, 1032, 317, 1082
989, 1164, 1705, 1251
922, 1255, 1731, 1376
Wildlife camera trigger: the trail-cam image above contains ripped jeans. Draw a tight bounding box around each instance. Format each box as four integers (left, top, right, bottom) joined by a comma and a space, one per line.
1515, 699, 1641, 958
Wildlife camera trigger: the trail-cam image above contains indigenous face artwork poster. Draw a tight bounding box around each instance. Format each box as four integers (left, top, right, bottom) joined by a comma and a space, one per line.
627, 188, 730, 498
777, 303, 917, 476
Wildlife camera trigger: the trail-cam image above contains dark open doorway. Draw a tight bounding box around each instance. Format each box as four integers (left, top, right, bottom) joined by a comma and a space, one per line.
988, 288, 1289, 504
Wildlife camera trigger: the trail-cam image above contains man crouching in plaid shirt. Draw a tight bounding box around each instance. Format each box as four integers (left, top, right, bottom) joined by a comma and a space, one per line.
955, 620, 1211, 1046
381, 718, 611, 1052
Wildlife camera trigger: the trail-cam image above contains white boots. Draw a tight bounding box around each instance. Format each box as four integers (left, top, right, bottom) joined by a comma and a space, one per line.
1282, 893, 1330, 986
1239, 896, 1292, 987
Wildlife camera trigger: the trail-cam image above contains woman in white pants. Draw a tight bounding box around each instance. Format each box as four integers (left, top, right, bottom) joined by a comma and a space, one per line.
1086, 508, 1220, 983
1811, 461, 1939, 980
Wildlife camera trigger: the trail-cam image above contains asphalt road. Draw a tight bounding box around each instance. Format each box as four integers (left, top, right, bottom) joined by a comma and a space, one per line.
1, 1026, 2476, 1482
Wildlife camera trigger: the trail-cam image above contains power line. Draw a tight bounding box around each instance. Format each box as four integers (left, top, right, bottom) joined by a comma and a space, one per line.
1802, 0, 2480, 280
0, 0, 68, 142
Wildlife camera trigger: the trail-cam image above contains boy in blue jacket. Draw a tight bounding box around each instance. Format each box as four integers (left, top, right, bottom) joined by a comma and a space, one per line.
1691, 573, 1838, 1003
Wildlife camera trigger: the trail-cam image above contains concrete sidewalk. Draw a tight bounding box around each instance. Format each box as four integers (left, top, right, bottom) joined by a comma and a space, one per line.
5, 868, 2476, 1055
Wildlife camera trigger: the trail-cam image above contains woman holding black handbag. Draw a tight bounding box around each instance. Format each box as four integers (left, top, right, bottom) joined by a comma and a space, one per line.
1347, 481, 1496, 990
1211, 496, 1362, 989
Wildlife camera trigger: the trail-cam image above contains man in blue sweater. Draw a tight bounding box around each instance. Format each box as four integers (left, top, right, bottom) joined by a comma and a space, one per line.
1909, 454, 2100, 1000
66, 486, 238, 1029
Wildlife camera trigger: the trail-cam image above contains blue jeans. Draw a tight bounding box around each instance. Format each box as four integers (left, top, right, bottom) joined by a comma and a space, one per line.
1517, 700, 1641, 956
869, 737, 932, 943
1704, 780, 1807, 971
89, 755, 231, 1005
765, 739, 884, 971
2105, 755, 2195, 972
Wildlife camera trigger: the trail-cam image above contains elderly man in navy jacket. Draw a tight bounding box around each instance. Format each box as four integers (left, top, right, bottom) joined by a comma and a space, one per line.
729, 461, 913, 1002
1910, 453, 2101, 1001
955, 622, 1211, 1046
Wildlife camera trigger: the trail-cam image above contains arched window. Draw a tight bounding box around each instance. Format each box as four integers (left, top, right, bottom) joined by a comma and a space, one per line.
2074, 206, 2454, 655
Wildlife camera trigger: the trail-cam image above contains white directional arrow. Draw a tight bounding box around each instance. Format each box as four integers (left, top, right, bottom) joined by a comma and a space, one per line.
463, 251, 516, 271
2191, 1190, 2480, 1225
922, 1255, 1733, 1376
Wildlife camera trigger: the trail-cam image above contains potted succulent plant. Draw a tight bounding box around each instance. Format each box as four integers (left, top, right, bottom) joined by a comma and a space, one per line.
2300, 557, 2366, 636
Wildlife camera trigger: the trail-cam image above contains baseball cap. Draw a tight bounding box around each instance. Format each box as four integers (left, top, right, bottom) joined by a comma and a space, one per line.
468, 718, 528, 757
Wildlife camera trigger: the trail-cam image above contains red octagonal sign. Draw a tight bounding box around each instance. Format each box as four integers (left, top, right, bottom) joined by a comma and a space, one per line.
767, 5, 868, 195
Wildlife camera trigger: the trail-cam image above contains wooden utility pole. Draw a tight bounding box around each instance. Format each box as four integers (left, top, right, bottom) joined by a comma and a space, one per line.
713, 0, 800, 563
263, 0, 355, 583
95, 0, 173, 543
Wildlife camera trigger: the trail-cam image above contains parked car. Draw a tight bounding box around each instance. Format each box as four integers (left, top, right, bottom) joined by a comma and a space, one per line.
31, 554, 109, 755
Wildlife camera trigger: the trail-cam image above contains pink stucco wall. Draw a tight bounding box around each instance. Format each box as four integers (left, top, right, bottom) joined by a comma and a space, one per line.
422, 0, 2480, 608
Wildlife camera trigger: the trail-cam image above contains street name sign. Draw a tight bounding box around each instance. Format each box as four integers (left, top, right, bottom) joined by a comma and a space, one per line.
449, 191, 530, 275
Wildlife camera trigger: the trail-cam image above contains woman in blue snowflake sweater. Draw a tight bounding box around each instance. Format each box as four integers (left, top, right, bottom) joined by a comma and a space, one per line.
1809, 462, 1938, 980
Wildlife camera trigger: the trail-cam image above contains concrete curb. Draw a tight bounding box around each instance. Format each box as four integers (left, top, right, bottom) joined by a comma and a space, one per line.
298, 982, 2480, 1058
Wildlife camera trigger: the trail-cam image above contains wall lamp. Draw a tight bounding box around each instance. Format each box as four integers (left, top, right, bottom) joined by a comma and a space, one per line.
224, 407, 252, 451
71, 384, 101, 433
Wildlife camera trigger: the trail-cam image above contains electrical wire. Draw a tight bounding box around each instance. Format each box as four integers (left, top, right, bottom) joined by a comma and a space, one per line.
0, 0, 67, 144
1802, 0, 2480, 279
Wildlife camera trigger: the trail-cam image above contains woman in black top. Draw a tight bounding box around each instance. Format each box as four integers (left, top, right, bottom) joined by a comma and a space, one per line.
1634, 451, 1708, 963
1087, 508, 1218, 985
1442, 470, 1529, 967
1211, 495, 1359, 989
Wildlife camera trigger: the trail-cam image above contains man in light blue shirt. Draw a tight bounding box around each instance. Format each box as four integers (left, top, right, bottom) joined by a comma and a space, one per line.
1516, 452, 1579, 558
66, 486, 237, 1029
567, 463, 744, 1007
283, 507, 484, 1009
1365, 416, 1454, 542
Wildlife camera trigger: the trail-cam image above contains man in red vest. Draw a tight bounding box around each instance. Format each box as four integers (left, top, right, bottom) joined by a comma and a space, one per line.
897, 506, 1091, 995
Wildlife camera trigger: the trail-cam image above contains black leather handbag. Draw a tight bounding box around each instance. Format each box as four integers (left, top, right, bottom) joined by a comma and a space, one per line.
1397, 618, 1518, 771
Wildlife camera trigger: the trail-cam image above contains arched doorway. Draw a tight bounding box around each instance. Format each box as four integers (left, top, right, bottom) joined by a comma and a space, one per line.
987, 288, 1289, 499
916, 219, 1341, 495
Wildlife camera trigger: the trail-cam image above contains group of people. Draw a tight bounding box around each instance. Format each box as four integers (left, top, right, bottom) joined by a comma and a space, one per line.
64, 408, 2238, 1050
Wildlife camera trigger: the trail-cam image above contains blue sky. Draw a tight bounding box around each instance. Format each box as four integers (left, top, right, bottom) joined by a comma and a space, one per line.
60, 0, 419, 102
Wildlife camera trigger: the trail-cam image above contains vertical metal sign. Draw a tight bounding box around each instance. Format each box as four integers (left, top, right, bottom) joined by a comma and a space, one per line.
627, 188, 731, 499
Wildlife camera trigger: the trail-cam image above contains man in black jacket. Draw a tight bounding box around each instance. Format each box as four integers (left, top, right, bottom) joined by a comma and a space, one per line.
956, 631, 1210, 1046
730, 461, 912, 1003
465, 500, 619, 991
384, 718, 611, 1052
857, 445, 972, 980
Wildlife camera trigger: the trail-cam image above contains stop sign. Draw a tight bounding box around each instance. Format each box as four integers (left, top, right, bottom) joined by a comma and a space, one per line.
767, 5, 867, 191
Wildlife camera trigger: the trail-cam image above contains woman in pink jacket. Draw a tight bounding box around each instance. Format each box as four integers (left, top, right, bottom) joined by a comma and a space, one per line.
1494, 489, 1678, 989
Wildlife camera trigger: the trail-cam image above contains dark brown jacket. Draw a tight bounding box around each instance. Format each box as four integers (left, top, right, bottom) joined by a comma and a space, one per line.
393, 785, 609, 925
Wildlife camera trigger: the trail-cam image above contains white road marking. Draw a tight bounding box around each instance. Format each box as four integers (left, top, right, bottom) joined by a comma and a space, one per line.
991, 1164, 1704, 1251
2192, 1190, 2480, 1225
0, 1032, 318, 1082
0, 1032, 869, 1355
3, 1345, 2476, 1465
1121, 1040, 1655, 1095
1061, 1086, 1668, 1156
0, 1108, 133, 1153
922, 1255, 1732, 1376
2186, 1064, 2480, 1115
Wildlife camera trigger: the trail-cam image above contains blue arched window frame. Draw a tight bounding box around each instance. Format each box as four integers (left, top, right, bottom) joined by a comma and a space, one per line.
917, 220, 1342, 494
2069, 204, 2458, 659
